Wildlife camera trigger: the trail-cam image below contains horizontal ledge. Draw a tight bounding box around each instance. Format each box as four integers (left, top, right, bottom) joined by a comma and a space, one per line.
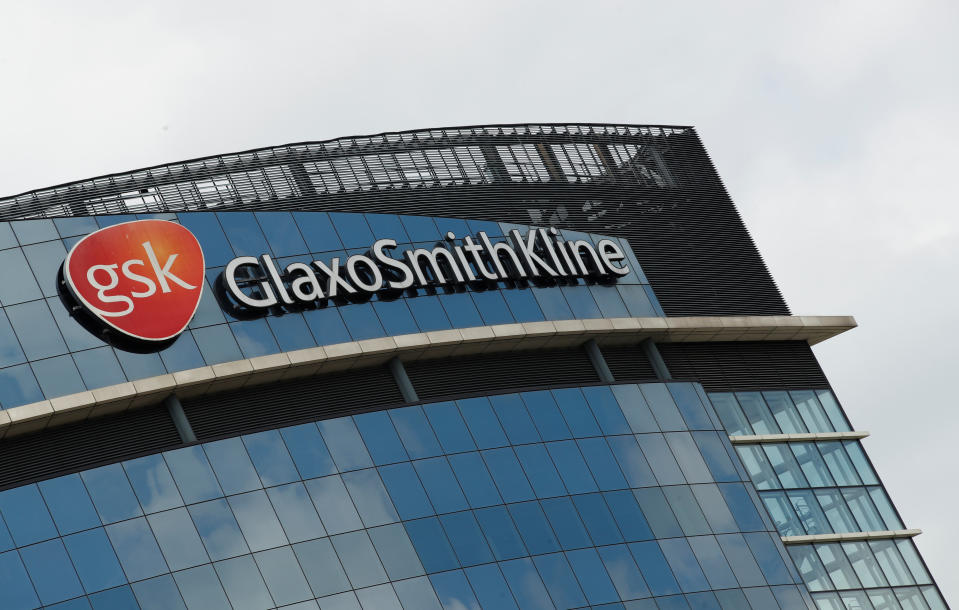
0, 314, 855, 440
729, 431, 870, 444
781, 529, 921, 545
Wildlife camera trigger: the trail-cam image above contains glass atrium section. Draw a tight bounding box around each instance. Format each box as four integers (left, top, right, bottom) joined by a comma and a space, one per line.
708, 391, 949, 609
0, 382, 813, 609
0, 213, 660, 410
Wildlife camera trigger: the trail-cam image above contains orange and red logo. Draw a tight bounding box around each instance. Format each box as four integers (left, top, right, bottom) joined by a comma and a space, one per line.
64, 219, 205, 342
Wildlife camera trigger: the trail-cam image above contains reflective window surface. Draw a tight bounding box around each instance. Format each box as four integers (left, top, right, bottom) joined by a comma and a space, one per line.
0, 382, 812, 609
0, 212, 663, 409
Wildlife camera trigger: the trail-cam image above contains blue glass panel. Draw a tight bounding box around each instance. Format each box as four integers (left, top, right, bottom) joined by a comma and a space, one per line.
515, 443, 567, 499
405, 517, 459, 573
541, 496, 592, 550
317, 417, 374, 472
131, 574, 186, 610
20, 538, 83, 605
372, 298, 419, 336
368, 523, 424, 580
46, 598, 92, 610
475, 505, 527, 561
691, 432, 740, 483
293, 212, 344, 253
634, 488, 684, 539
114, 350, 165, 382
390, 406, 443, 459
217, 212, 271, 256
38, 474, 100, 536
502, 287, 545, 322
0, 549, 40, 610
612, 384, 659, 433
0, 249, 42, 306
342, 468, 398, 527
78, 464, 142, 524
163, 445, 223, 504
393, 576, 442, 610
618, 284, 658, 317
292, 537, 351, 597
552, 387, 601, 438
532, 286, 573, 320
8, 301, 67, 360
266, 313, 316, 351
604, 490, 654, 542
255, 212, 309, 257
54, 216, 98, 238
439, 291, 484, 328
378, 462, 434, 520
448, 452, 502, 508
318, 591, 361, 609
440, 510, 493, 566
147, 507, 208, 571
533, 552, 588, 609
330, 213, 375, 249
192, 323, 242, 365
243, 429, 299, 487
584, 385, 632, 435
606, 437, 658, 490
659, 538, 710, 593
48, 296, 103, 352
663, 487, 711, 536
303, 306, 352, 344
745, 531, 794, 585
214, 555, 274, 610
665, 432, 713, 484
172, 565, 232, 610
177, 213, 233, 266
23, 240, 66, 298
74, 347, 127, 389
470, 289, 515, 325
430, 570, 481, 610
457, 397, 508, 449
281, 422, 337, 480
255, 546, 313, 606
508, 501, 559, 555
32, 354, 86, 398
628, 540, 681, 597
354, 411, 408, 466
62, 529, 127, 594
668, 384, 713, 430
122, 455, 182, 517
573, 493, 624, 545
636, 434, 686, 485
188, 279, 226, 328
230, 318, 280, 358
398, 215, 439, 242
522, 390, 571, 441
599, 544, 651, 601
567, 547, 620, 605
546, 440, 598, 494
489, 393, 540, 444
562, 285, 602, 318
413, 457, 468, 514
105, 517, 168, 581
88, 585, 138, 610
590, 284, 631, 318
266, 482, 325, 543
189, 500, 250, 561
482, 447, 535, 503
337, 302, 386, 340
366, 213, 410, 242
718, 483, 766, 532
715, 534, 766, 587
691, 484, 739, 534
465, 563, 519, 610
11, 219, 57, 245
579, 437, 629, 491
424, 401, 476, 453
0, 223, 15, 249
304, 475, 363, 535
500, 557, 554, 610
408, 295, 452, 332
204, 437, 261, 495
225, 492, 288, 555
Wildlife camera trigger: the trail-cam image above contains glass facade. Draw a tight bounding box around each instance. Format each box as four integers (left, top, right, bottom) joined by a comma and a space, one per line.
709, 391, 948, 609
0, 382, 816, 609
0, 213, 660, 410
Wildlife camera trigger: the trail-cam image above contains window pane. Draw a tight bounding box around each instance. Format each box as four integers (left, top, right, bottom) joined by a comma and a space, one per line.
124, 454, 183, 514
38, 474, 100, 536
81, 464, 142, 525
266, 482, 326, 543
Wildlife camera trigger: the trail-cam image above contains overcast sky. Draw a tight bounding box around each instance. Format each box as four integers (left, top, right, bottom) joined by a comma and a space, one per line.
1, 0, 957, 600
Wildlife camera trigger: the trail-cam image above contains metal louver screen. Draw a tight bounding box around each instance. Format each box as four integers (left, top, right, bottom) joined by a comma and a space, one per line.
600, 344, 658, 381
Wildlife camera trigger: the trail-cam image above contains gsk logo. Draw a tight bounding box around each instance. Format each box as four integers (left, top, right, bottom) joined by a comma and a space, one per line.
63, 219, 205, 342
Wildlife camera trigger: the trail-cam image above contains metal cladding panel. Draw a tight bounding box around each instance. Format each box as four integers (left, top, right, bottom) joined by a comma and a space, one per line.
0, 124, 788, 317
182, 366, 403, 442
600, 343, 659, 381
404, 348, 600, 402
657, 340, 830, 391
0, 406, 180, 492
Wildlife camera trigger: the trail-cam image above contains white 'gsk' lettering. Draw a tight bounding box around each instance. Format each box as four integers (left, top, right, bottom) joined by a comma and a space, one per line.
85, 241, 197, 317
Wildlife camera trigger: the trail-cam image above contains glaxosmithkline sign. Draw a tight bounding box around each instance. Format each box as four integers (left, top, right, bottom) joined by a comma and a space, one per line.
62, 219, 630, 347
223, 227, 630, 311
